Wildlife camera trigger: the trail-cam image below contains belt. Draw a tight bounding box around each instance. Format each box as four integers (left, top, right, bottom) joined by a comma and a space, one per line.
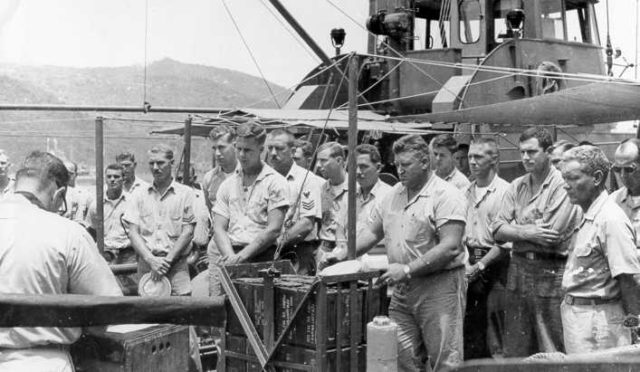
319, 240, 336, 250
513, 250, 565, 261
467, 246, 490, 259
564, 294, 620, 306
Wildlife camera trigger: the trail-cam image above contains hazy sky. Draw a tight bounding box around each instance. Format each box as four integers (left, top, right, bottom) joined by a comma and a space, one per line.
0, 0, 637, 90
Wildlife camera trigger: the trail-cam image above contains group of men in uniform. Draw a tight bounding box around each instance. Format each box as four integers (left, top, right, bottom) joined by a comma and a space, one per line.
4, 122, 640, 372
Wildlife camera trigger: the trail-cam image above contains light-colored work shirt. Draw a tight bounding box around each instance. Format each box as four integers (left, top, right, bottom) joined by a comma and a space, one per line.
202, 163, 239, 212
563, 191, 640, 299
124, 177, 149, 196
464, 175, 511, 250
491, 167, 581, 256
123, 179, 196, 255
610, 186, 640, 249
0, 177, 14, 201
87, 192, 130, 250
336, 179, 392, 250
319, 177, 349, 242
213, 164, 289, 246
442, 167, 471, 191
63, 186, 90, 225
368, 174, 467, 269
0, 193, 122, 349
284, 163, 323, 241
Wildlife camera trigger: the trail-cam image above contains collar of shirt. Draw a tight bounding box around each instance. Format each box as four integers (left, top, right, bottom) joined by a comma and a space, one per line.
1, 177, 15, 194
237, 163, 278, 184
214, 162, 241, 177
323, 176, 349, 200
104, 191, 126, 204
524, 166, 558, 203
443, 168, 458, 181
11, 191, 46, 210
618, 187, 640, 210
147, 178, 177, 199
582, 190, 609, 224
286, 162, 308, 181
399, 172, 438, 209
359, 179, 386, 204
467, 174, 500, 207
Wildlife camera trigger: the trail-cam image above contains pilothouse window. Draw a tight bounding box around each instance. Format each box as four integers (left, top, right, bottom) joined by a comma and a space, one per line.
459, 0, 481, 43
540, 0, 565, 40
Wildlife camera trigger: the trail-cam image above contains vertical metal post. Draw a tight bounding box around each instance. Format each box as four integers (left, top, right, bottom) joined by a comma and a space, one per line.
183, 116, 192, 186
347, 55, 358, 260
95, 116, 105, 255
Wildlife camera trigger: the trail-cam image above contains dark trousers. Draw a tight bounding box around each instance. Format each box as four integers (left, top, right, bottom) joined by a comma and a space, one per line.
503, 254, 566, 357
463, 255, 509, 359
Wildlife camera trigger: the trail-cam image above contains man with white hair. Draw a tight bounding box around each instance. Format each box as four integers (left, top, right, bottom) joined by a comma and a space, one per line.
561, 145, 640, 353
0, 151, 121, 371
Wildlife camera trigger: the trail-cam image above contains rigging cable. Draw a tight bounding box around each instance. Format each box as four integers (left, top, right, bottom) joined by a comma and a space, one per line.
220, 0, 282, 108
142, 0, 150, 108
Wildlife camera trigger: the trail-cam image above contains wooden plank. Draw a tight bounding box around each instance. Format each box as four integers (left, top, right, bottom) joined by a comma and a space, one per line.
336, 287, 344, 372
349, 281, 359, 372
317, 283, 328, 372
0, 294, 225, 327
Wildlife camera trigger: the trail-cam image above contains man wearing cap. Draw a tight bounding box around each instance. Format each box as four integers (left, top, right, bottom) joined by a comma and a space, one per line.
0, 151, 121, 372
351, 134, 467, 371
561, 145, 640, 353
267, 129, 323, 275
124, 144, 196, 295
211, 121, 289, 277
492, 127, 581, 356
0, 149, 14, 200
610, 138, 640, 249
116, 151, 149, 195
430, 134, 470, 191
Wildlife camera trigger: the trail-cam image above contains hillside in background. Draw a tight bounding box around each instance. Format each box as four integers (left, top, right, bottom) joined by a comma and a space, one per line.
0, 59, 289, 178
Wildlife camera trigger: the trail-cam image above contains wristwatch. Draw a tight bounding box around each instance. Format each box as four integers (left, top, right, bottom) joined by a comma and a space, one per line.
403, 265, 412, 280
477, 261, 486, 271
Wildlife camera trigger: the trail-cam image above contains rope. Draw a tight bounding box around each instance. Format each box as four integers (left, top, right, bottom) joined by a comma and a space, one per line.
142, 0, 150, 106
257, 0, 320, 63
220, 0, 281, 108
272, 53, 354, 265
335, 59, 405, 110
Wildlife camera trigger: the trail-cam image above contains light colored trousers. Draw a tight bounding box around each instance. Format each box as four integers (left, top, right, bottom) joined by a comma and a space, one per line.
561, 300, 631, 354
389, 267, 466, 372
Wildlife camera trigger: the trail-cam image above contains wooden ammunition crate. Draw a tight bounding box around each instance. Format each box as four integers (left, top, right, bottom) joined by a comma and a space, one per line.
73, 324, 189, 372
223, 334, 366, 372
221, 270, 387, 372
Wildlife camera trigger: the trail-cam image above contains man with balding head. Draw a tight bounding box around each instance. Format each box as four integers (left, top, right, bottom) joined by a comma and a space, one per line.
0, 151, 121, 371
611, 138, 640, 249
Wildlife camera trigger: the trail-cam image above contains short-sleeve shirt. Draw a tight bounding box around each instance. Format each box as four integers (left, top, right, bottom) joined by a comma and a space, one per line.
213, 164, 289, 246
202, 163, 239, 211
284, 163, 323, 241
610, 187, 640, 249
319, 177, 349, 242
88, 192, 130, 250
123, 179, 196, 255
442, 168, 471, 191
0, 177, 14, 201
464, 175, 511, 250
491, 167, 581, 256
63, 186, 90, 225
0, 193, 122, 349
563, 191, 640, 298
368, 174, 467, 269
336, 179, 392, 248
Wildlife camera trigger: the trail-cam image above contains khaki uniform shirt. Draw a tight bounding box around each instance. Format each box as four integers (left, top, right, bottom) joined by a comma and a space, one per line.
123, 179, 196, 255
319, 177, 349, 242
0, 177, 14, 201
465, 175, 511, 250
124, 177, 149, 197
202, 163, 239, 212
610, 187, 640, 249
88, 192, 130, 250
443, 168, 471, 191
563, 191, 640, 298
368, 174, 467, 269
284, 163, 324, 241
213, 164, 289, 246
0, 194, 121, 349
491, 167, 581, 256
336, 179, 392, 249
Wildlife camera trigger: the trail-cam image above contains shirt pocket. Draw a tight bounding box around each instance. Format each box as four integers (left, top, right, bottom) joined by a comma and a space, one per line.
247, 196, 268, 224
402, 209, 435, 244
